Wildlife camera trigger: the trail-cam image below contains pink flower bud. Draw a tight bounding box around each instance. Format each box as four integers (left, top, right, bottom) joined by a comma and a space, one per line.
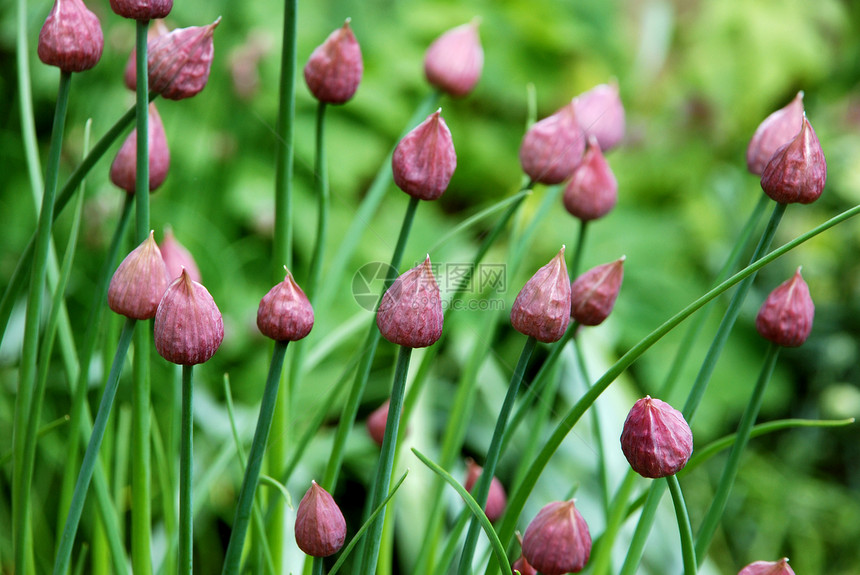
747, 92, 804, 175
377, 256, 443, 348
572, 82, 625, 152
738, 558, 796, 575
519, 102, 585, 185
755, 268, 814, 347
109, 103, 170, 194
570, 257, 624, 326
512, 555, 538, 575
511, 247, 571, 343
154, 269, 224, 365
366, 399, 390, 447
424, 20, 483, 98
148, 18, 220, 100
392, 110, 457, 201
521, 500, 592, 575
109, 0, 172, 21
158, 227, 201, 282
124, 20, 169, 91
303, 19, 363, 104
562, 136, 618, 221
295, 481, 347, 558
464, 459, 507, 522
38, 0, 104, 73
760, 115, 826, 204
108, 230, 169, 320
256, 268, 314, 342
620, 396, 693, 478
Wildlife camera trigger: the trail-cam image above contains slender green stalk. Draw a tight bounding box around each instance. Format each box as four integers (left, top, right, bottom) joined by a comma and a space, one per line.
573, 337, 611, 516
321, 196, 420, 491
436, 509, 471, 574
311, 557, 324, 575
589, 471, 638, 575
0, 416, 69, 466
15, 69, 72, 575
694, 342, 781, 561
180, 365, 195, 575
223, 341, 289, 574
457, 336, 537, 575
53, 318, 136, 575
667, 475, 697, 575
307, 101, 329, 300
360, 345, 414, 575
569, 219, 589, 276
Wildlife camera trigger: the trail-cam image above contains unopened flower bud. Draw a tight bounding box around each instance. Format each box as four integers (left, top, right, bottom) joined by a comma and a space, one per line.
760, 115, 826, 204
738, 558, 795, 575
755, 268, 814, 347
392, 110, 457, 201
424, 20, 483, 98
256, 268, 314, 342
511, 247, 570, 343
377, 256, 443, 348
148, 18, 220, 100
110, 0, 172, 21
154, 269, 224, 365
38, 0, 104, 73
366, 399, 390, 447
304, 19, 363, 104
570, 257, 624, 326
124, 19, 169, 90
512, 555, 537, 575
572, 82, 625, 152
464, 459, 507, 522
562, 137, 618, 221
295, 481, 347, 558
747, 92, 804, 175
519, 102, 585, 185
108, 230, 169, 320
109, 103, 170, 194
522, 500, 592, 575
159, 227, 201, 282
620, 396, 693, 478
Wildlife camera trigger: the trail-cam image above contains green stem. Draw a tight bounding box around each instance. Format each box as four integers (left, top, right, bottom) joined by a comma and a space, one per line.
53, 318, 136, 575
273, 0, 297, 275
360, 345, 414, 575
135, 19, 150, 243
307, 101, 329, 301
667, 475, 697, 575
321, 196, 420, 491
457, 336, 537, 575
589, 471, 638, 575
222, 341, 289, 575
179, 365, 195, 575
694, 342, 781, 561
573, 336, 610, 517
569, 219, 588, 276
15, 69, 72, 575
312, 557, 324, 575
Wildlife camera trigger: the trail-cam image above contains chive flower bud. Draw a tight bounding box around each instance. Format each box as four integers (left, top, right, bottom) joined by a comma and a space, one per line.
109, 0, 172, 21
154, 269, 224, 365
738, 558, 795, 575
423, 20, 484, 98
511, 247, 571, 343
295, 481, 347, 558
109, 103, 170, 194
760, 115, 826, 204
377, 256, 443, 348
392, 110, 457, 201
572, 82, 625, 152
256, 268, 314, 342
620, 396, 693, 478
159, 227, 201, 282
38, 0, 104, 73
303, 19, 363, 104
570, 257, 624, 326
148, 18, 220, 100
562, 136, 618, 221
124, 19, 169, 91
512, 555, 538, 575
747, 92, 804, 175
521, 500, 592, 574
519, 102, 585, 185
464, 459, 507, 522
108, 230, 169, 320
755, 267, 814, 347
366, 399, 390, 447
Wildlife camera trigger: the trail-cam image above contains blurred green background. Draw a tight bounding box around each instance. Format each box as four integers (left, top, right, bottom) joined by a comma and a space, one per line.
2, 0, 860, 573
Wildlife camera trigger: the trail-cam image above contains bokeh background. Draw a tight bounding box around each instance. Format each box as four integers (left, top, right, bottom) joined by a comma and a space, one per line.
2, 0, 860, 573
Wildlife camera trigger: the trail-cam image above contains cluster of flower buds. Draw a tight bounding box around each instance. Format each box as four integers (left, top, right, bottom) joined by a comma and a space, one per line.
570, 257, 625, 326
37, 0, 104, 73
755, 268, 814, 347
294, 481, 347, 557
392, 110, 457, 201
511, 247, 571, 343
463, 459, 507, 522
738, 558, 795, 575
110, 103, 170, 194
620, 396, 693, 478
304, 19, 363, 104
521, 500, 592, 574
256, 268, 315, 342
424, 20, 484, 98
377, 256, 443, 348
